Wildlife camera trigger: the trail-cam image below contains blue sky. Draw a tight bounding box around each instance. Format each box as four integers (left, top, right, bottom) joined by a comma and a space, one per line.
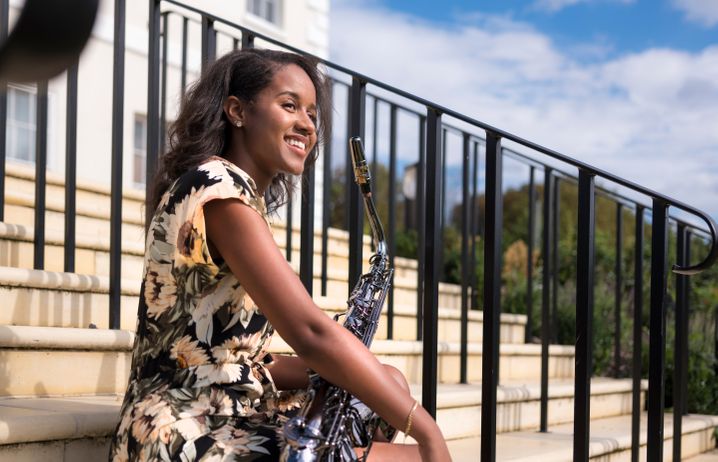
329, 0, 718, 225
379, 0, 717, 55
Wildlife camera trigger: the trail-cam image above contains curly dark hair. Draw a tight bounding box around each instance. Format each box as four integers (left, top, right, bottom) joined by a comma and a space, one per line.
148, 48, 331, 213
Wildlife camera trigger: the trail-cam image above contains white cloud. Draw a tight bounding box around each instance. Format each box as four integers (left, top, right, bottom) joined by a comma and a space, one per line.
329, 0, 718, 223
672, 0, 718, 27
532, 0, 634, 13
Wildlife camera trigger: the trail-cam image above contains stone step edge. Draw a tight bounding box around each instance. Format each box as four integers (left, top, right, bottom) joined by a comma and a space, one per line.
0, 379, 639, 447
0, 326, 572, 357
6, 162, 145, 202
503, 413, 718, 462
0, 266, 527, 325
0, 224, 458, 296
412, 378, 647, 409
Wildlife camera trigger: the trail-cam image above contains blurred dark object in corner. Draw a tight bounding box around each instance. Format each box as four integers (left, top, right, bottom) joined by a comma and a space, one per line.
0, 0, 99, 83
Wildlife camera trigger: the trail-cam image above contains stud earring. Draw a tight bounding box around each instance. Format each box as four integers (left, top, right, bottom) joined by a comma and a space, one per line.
235, 120, 243, 128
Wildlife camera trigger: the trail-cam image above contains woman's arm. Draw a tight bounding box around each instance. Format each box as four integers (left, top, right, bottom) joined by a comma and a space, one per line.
204, 198, 450, 461
266, 354, 310, 390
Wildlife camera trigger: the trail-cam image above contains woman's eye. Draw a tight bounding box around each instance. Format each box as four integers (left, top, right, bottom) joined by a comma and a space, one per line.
283, 102, 296, 110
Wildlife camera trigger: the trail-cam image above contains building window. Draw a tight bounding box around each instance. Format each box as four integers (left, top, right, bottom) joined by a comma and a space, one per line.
247, 0, 282, 26
133, 115, 147, 187
7, 85, 37, 163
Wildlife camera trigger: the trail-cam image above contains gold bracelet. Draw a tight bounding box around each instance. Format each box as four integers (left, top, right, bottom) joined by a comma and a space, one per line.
403, 400, 419, 436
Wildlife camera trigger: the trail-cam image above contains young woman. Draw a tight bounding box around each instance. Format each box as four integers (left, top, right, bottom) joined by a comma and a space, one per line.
109, 48, 451, 462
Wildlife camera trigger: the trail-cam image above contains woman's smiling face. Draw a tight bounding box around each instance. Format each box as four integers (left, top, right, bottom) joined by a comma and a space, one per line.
232, 63, 318, 190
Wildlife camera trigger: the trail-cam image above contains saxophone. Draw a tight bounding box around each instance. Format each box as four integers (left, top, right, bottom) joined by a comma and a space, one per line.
280, 137, 394, 462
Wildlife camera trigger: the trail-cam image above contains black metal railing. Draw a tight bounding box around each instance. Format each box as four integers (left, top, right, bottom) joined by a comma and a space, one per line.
0, 1, 716, 460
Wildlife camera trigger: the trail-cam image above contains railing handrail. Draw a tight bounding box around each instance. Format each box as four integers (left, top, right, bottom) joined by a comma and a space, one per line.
161, 0, 717, 276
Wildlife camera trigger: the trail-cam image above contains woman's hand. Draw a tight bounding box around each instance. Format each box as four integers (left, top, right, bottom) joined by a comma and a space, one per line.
410, 405, 452, 462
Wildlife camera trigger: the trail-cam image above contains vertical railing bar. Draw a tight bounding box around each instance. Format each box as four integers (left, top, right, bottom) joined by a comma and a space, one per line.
422, 107, 443, 417
146, 0, 161, 230
672, 224, 688, 462
159, 12, 169, 158
0, 0, 8, 221
540, 167, 553, 432
526, 166, 536, 342
387, 104, 397, 340
233, 37, 239, 50
439, 128, 447, 278
320, 91, 333, 297
181, 16, 188, 95
630, 205, 644, 462
344, 88, 352, 232
647, 199, 670, 462
615, 203, 624, 377
347, 77, 366, 293
471, 140, 479, 310
241, 31, 255, 49
200, 16, 216, 72
480, 132, 503, 462
64, 62, 79, 273
109, 0, 126, 329
33, 80, 48, 270
371, 96, 378, 175
573, 169, 596, 462
551, 177, 560, 343
299, 166, 315, 295
416, 115, 426, 341
680, 231, 690, 412
285, 193, 293, 262
460, 131, 470, 384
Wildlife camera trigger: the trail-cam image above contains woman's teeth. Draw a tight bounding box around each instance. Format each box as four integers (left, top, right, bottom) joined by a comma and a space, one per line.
287, 138, 306, 151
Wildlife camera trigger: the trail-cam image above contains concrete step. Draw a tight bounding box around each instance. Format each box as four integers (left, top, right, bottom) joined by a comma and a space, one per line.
447, 413, 718, 461
0, 220, 472, 313
0, 395, 118, 461
0, 325, 572, 397
0, 379, 645, 460
0, 266, 527, 343
415, 378, 645, 441
687, 449, 718, 461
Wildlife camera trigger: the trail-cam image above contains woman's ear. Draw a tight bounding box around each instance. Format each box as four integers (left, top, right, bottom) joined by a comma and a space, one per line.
223, 96, 245, 128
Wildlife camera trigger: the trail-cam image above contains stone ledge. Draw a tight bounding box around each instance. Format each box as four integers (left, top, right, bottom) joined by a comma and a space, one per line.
0, 267, 137, 295
0, 325, 134, 351
0, 395, 121, 446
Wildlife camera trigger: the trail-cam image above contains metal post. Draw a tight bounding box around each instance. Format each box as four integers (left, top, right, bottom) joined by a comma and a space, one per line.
241, 31, 255, 49
422, 108, 443, 417
33, 80, 48, 270
573, 169, 596, 462
540, 167, 553, 432
109, 0, 125, 330
615, 203, 623, 376
159, 12, 168, 157
0, 0, 8, 220
551, 177, 560, 343
673, 224, 689, 462
285, 194, 293, 261
64, 62, 79, 273
416, 115, 426, 340
371, 97, 378, 174
631, 206, 644, 462
181, 17, 188, 95
460, 132, 471, 384
201, 16, 216, 73
526, 167, 536, 342
471, 141, 479, 310
146, 0, 161, 229
347, 77, 366, 293
387, 104, 397, 340
320, 92, 333, 297
481, 132, 503, 462
300, 166, 315, 295
647, 199, 670, 462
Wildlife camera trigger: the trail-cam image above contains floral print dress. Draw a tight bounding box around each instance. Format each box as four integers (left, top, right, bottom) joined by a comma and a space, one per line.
109, 158, 306, 461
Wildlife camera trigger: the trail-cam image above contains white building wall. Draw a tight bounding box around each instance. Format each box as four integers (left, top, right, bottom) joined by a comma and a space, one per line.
7, 0, 330, 228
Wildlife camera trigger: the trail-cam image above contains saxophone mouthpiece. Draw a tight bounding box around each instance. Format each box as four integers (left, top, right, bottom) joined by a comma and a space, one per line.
349, 137, 372, 195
